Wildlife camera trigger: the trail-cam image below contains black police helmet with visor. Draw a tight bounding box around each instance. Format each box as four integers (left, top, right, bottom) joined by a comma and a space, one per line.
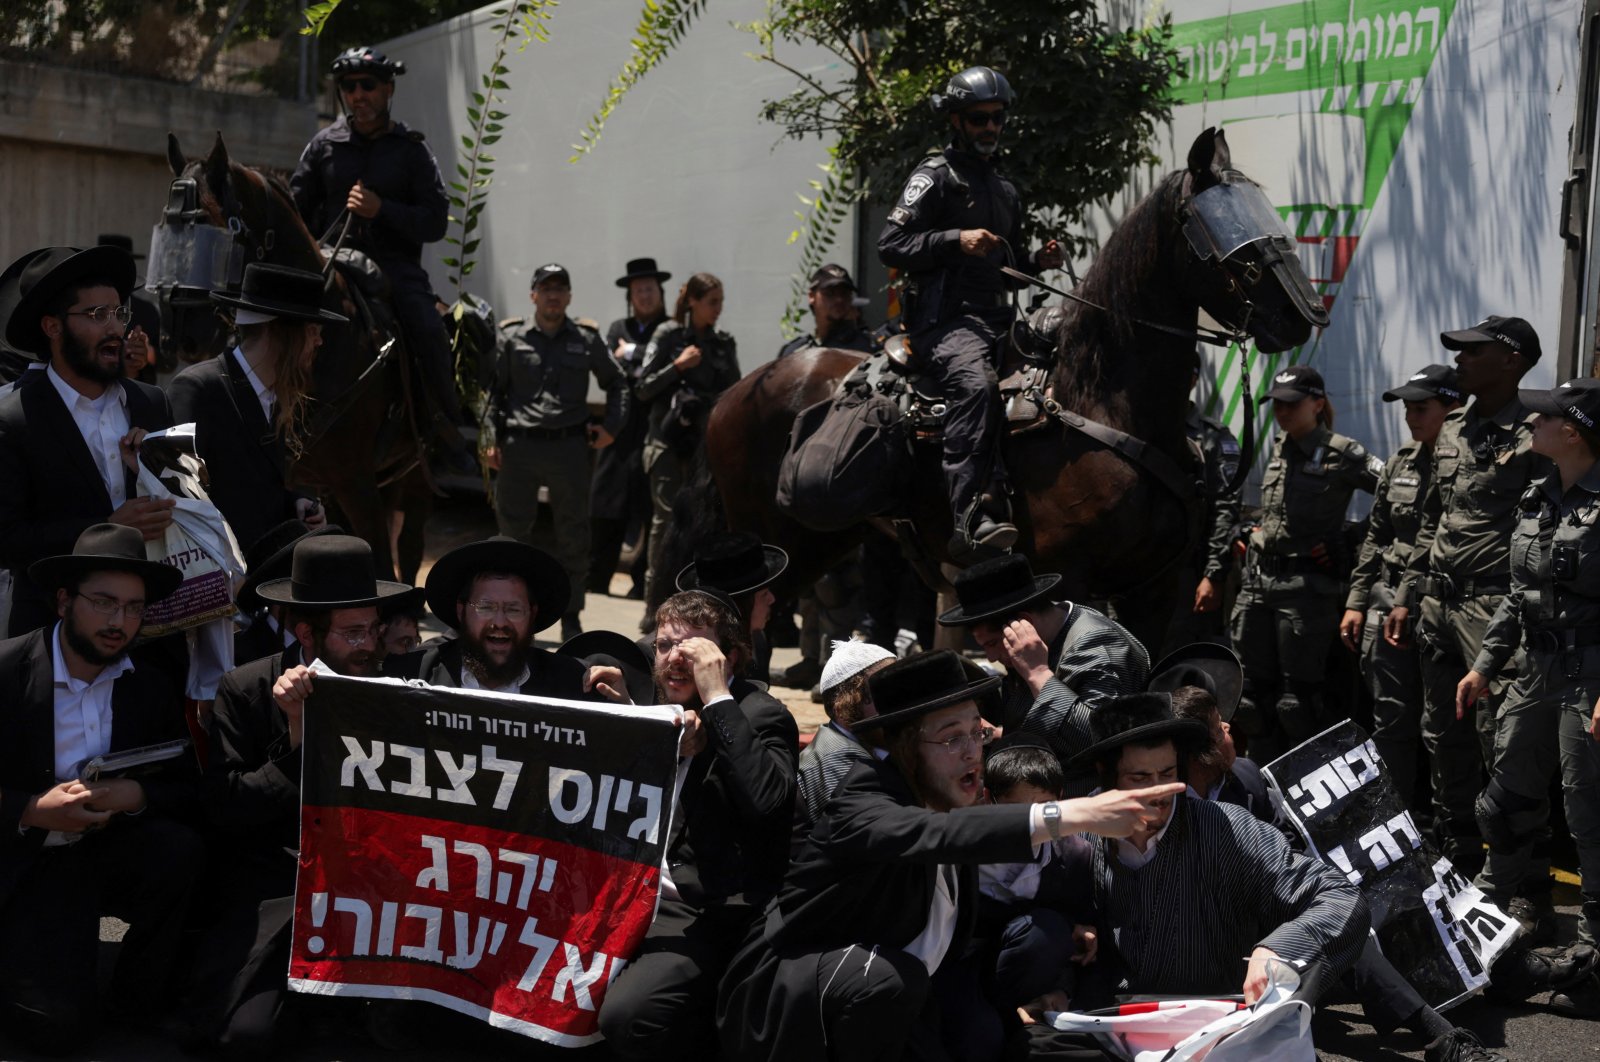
331, 46, 406, 83
932, 66, 1015, 157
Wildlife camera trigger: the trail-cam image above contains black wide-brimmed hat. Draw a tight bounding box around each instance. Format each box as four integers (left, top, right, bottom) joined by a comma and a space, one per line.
5, 245, 137, 355
937, 554, 1062, 627
1068, 692, 1210, 769
210, 263, 349, 324
0, 247, 51, 360
424, 537, 568, 634
255, 534, 419, 610
558, 629, 655, 706
1382, 363, 1461, 404
615, 257, 671, 287
1147, 642, 1244, 723
676, 532, 788, 599
236, 519, 344, 612
97, 234, 146, 261
29, 523, 182, 603
853, 650, 1001, 733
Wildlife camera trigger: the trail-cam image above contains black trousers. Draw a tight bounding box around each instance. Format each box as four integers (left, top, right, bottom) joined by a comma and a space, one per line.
919, 308, 1011, 518
0, 815, 204, 1055
597, 897, 755, 1060
388, 278, 461, 422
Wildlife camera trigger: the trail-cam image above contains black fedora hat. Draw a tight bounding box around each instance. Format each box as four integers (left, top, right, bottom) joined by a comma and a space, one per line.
0, 247, 52, 360
559, 630, 656, 706
676, 532, 788, 599
615, 257, 671, 288
237, 519, 345, 612
853, 650, 1001, 733
29, 523, 182, 603
210, 263, 349, 324
424, 537, 569, 634
1147, 642, 1244, 723
1068, 692, 1209, 770
5, 245, 137, 355
937, 554, 1062, 627
255, 534, 419, 610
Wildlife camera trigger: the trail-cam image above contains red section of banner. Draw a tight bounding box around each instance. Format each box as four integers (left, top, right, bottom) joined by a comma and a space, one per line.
288, 804, 659, 1044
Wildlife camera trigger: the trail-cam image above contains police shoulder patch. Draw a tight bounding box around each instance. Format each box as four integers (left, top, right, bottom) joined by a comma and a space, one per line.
902, 173, 935, 206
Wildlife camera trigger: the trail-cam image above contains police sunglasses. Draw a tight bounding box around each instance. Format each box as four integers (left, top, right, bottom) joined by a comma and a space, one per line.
340, 77, 381, 93
962, 110, 1008, 129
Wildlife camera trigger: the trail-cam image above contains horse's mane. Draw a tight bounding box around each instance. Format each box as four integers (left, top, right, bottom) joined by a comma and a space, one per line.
1051, 170, 1188, 413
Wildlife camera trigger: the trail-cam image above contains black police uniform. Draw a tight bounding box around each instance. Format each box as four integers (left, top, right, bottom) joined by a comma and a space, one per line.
877, 145, 1037, 533
776, 322, 876, 358
1164, 403, 1243, 652
289, 116, 458, 418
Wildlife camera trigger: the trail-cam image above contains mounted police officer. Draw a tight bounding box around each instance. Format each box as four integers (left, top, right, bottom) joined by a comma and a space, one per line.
289, 45, 472, 469
877, 65, 1062, 556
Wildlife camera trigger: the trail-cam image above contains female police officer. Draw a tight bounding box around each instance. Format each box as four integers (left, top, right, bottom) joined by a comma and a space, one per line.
1458, 378, 1600, 998
1231, 364, 1379, 762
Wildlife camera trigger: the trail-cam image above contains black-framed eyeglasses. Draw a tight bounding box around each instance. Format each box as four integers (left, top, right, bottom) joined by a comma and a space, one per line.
340, 77, 380, 93
920, 725, 995, 757
74, 593, 146, 619
962, 110, 1008, 129
65, 305, 133, 326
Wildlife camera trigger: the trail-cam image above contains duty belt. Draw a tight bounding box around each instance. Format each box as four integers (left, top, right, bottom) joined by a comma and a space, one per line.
1254, 552, 1324, 577
502, 422, 587, 442
1526, 626, 1600, 678
1417, 573, 1511, 601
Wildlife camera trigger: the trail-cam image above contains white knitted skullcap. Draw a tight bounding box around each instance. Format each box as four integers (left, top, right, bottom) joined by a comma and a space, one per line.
818, 639, 895, 692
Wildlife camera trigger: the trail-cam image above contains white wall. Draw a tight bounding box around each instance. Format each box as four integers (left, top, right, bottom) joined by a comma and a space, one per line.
382, 2, 852, 365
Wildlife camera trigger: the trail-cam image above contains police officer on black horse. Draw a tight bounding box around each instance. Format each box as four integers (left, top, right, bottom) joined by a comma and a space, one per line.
290, 45, 473, 470
878, 66, 1063, 556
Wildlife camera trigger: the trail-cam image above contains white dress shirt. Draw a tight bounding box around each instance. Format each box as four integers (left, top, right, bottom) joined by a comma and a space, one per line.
459, 663, 531, 696
232, 347, 276, 424
904, 864, 959, 973
1114, 795, 1179, 870
47, 366, 130, 507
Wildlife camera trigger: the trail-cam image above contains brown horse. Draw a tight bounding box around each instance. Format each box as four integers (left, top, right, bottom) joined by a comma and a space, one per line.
158, 133, 431, 580
694, 128, 1326, 649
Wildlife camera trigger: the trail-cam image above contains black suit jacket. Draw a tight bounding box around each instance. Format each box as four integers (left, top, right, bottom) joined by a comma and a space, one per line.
0, 371, 173, 634
668, 678, 798, 909
382, 639, 593, 701
203, 648, 302, 876
168, 351, 302, 554
0, 626, 193, 901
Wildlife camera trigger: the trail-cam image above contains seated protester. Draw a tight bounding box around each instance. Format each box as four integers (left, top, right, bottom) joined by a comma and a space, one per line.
1148, 642, 1274, 824
676, 530, 787, 684
938, 554, 1148, 762
1065, 693, 1368, 1010
232, 520, 341, 666
717, 650, 1186, 1062
384, 537, 598, 700
0, 524, 201, 1055
379, 600, 424, 658
794, 638, 894, 834
598, 590, 798, 1060
972, 735, 1097, 1057
194, 534, 421, 1052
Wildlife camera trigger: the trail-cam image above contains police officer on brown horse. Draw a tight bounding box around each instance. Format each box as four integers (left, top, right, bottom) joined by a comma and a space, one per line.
878, 66, 1063, 556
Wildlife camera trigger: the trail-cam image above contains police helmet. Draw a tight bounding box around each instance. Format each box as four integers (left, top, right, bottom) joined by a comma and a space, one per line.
331, 46, 405, 81
930, 66, 1015, 116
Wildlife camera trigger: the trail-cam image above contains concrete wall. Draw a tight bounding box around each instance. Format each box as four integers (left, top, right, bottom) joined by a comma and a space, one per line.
0, 60, 315, 264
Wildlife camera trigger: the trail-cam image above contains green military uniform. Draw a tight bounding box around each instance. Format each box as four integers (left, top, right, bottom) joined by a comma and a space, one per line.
1230, 423, 1379, 760
1164, 404, 1243, 653
1345, 440, 1431, 806
1470, 461, 1600, 938
1398, 398, 1549, 866
486, 314, 630, 616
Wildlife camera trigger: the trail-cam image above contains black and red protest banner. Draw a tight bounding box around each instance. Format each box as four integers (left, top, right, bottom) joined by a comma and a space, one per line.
286, 672, 680, 1046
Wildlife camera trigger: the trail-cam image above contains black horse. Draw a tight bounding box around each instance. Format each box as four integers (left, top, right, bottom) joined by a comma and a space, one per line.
678, 128, 1326, 650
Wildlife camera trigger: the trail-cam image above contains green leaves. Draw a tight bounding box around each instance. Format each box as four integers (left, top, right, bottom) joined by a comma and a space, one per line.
570, 0, 711, 162
298, 0, 343, 36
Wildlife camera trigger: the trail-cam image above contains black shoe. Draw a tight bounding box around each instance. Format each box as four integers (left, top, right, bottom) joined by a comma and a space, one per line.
1424, 1028, 1508, 1062
1488, 942, 1599, 1002
971, 515, 1019, 551
1551, 972, 1600, 1018
775, 658, 822, 689
1510, 893, 1559, 946
561, 613, 583, 643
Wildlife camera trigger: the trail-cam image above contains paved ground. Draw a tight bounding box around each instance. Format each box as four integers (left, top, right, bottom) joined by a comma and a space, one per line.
6, 494, 1596, 1059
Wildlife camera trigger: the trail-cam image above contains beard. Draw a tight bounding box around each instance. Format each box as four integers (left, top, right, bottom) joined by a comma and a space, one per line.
61, 324, 123, 385
63, 612, 133, 667
461, 626, 532, 689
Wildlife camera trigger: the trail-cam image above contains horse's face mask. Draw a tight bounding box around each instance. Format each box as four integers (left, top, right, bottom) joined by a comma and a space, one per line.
147, 177, 247, 360
1182, 174, 1327, 353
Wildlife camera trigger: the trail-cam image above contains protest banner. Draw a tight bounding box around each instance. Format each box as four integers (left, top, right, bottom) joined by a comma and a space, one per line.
286, 672, 681, 1046
1263, 721, 1520, 1010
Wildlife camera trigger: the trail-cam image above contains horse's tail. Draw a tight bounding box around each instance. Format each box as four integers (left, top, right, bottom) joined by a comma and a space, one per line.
644, 443, 727, 621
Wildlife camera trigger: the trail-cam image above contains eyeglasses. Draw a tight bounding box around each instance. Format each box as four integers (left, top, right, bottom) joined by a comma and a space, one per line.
921, 725, 996, 757
75, 593, 146, 619
962, 110, 1008, 129
466, 601, 530, 621
65, 305, 133, 326
340, 77, 380, 93
329, 622, 385, 648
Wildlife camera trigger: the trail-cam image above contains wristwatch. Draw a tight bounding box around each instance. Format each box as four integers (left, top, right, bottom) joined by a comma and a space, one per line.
1041, 801, 1063, 841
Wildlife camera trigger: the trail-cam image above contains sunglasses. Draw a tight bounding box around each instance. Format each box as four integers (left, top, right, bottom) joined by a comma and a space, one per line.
962, 110, 1008, 129
340, 77, 381, 93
